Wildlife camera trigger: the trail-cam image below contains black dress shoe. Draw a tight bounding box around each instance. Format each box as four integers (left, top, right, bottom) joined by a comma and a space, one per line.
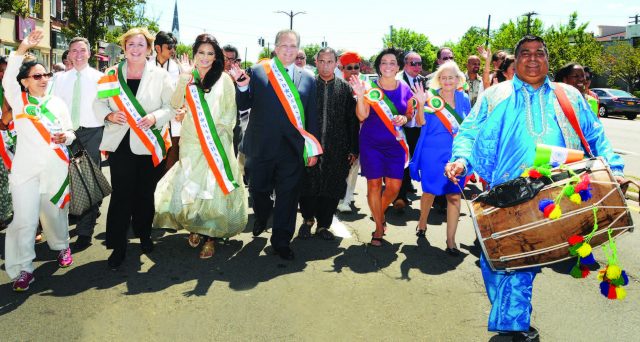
74, 235, 92, 250
140, 238, 154, 254
108, 249, 126, 269
253, 220, 267, 237
445, 247, 461, 257
273, 246, 295, 260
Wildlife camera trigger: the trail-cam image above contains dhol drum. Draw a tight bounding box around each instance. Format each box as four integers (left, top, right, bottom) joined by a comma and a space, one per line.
472, 157, 635, 271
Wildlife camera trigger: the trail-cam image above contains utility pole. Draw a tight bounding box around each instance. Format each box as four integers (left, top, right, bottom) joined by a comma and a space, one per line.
629, 14, 639, 24
275, 10, 306, 30
522, 11, 538, 35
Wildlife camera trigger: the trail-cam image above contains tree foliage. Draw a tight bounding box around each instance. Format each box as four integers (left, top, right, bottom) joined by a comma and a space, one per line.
600, 42, 640, 91
383, 27, 437, 73
542, 12, 603, 75
490, 17, 544, 53
258, 47, 272, 61
453, 27, 487, 71
302, 44, 321, 67
175, 43, 192, 59
63, 0, 158, 51
0, 0, 29, 18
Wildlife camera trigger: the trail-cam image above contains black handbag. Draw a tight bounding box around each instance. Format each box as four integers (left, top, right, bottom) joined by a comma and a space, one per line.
68, 141, 112, 216
475, 177, 546, 208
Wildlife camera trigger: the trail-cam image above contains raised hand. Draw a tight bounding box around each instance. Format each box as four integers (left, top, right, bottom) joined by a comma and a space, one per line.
178, 53, 194, 75
413, 82, 428, 104
349, 75, 366, 98
18, 29, 44, 54
477, 45, 491, 61
229, 64, 250, 87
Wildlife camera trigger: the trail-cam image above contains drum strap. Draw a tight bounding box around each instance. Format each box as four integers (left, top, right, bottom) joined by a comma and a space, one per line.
553, 84, 594, 158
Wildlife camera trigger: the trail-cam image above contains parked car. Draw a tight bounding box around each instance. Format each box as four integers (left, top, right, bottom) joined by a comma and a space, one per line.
591, 88, 640, 120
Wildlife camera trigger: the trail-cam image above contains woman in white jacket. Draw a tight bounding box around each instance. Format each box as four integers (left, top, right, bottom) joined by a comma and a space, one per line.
2, 30, 75, 292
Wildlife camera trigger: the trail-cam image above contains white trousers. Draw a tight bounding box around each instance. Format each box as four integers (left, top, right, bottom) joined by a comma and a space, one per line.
4, 174, 69, 280
340, 158, 360, 205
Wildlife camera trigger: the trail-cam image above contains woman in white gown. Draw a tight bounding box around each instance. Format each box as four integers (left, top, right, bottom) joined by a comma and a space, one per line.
154, 33, 247, 259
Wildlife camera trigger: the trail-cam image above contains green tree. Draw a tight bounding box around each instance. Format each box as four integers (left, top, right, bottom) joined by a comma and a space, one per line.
382, 27, 436, 72
258, 47, 272, 60
175, 43, 192, 59
451, 27, 487, 71
0, 0, 28, 18
543, 12, 603, 75
601, 42, 640, 91
490, 17, 544, 53
63, 0, 157, 52
302, 44, 321, 66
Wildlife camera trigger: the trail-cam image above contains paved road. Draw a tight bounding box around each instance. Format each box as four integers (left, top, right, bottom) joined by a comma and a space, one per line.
0, 119, 639, 341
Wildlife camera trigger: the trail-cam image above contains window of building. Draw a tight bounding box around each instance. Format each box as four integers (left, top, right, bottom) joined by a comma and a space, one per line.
29, 0, 43, 20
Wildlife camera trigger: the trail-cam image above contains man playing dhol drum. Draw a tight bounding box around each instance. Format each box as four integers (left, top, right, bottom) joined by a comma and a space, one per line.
445, 35, 626, 342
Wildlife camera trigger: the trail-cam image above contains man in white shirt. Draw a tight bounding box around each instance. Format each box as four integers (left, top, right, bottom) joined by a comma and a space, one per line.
150, 31, 183, 171
53, 37, 104, 250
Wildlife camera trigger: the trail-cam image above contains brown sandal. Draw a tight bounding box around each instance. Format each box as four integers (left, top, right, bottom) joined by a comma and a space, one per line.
199, 240, 215, 259
188, 233, 201, 248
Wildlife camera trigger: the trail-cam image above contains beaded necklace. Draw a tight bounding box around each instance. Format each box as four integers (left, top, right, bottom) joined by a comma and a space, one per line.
522, 87, 547, 144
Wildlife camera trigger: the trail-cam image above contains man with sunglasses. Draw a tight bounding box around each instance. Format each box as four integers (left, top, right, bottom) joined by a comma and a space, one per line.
336, 51, 363, 213
151, 31, 184, 172
393, 51, 426, 211
223, 45, 240, 72
52, 36, 104, 250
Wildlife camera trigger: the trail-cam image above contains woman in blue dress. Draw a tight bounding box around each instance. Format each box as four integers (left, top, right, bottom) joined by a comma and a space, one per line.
410, 61, 470, 256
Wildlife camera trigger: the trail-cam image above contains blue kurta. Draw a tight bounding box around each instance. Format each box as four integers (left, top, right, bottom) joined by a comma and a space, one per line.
451, 75, 624, 332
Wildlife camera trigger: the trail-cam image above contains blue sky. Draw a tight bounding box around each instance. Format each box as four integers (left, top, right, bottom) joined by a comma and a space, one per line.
146, 0, 640, 62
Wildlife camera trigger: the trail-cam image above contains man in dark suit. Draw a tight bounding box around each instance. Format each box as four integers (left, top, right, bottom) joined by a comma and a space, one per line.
393, 51, 426, 212
231, 30, 319, 260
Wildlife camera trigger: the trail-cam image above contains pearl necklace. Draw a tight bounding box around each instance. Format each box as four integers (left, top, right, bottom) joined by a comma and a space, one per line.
522, 87, 547, 144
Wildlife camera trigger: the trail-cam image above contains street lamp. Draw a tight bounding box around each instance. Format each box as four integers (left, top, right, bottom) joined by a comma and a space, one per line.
275, 10, 306, 30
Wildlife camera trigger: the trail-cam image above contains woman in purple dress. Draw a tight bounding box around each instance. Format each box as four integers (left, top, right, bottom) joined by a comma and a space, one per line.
349, 48, 426, 246
410, 61, 470, 256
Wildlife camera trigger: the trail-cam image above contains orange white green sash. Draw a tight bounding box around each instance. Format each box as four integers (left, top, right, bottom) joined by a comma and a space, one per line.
97, 62, 170, 166
364, 81, 409, 167
263, 57, 322, 165
425, 90, 463, 136
16, 93, 70, 208
0, 121, 15, 170
184, 70, 239, 195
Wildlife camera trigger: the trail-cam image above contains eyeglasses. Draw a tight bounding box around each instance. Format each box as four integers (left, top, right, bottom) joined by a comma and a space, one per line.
225, 56, 239, 63
441, 56, 454, 61
408, 61, 422, 67
296, 56, 306, 61
165, 44, 176, 50
27, 72, 54, 80
345, 65, 360, 71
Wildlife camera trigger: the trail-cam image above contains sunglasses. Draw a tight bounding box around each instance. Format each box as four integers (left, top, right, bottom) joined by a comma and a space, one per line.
408, 61, 422, 67
27, 72, 54, 80
345, 65, 360, 71
164, 44, 176, 50
441, 56, 455, 61
296, 56, 306, 60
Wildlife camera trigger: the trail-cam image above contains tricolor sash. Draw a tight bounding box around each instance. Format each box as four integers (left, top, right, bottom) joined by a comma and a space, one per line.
263, 57, 322, 165
184, 70, 239, 195
97, 62, 171, 166
15, 93, 70, 208
425, 90, 464, 136
0, 126, 15, 170
364, 81, 410, 167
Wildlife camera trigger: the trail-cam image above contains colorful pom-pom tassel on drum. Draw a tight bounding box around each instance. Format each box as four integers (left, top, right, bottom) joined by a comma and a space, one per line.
569, 193, 582, 204
549, 205, 562, 219
580, 253, 596, 265
568, 235, 584, 246
606, 264, 622, 280
579, 187, 592, 202
577, 243, 592, 257
570, 264, 590, 278
539, 199, 554, 212
528, 169, 542, 179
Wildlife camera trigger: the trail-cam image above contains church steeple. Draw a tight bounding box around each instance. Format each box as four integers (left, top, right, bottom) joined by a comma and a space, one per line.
171, 0, 180, 41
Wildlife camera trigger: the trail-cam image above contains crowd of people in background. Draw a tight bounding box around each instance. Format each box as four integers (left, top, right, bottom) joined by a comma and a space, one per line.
0, 25, 623, 342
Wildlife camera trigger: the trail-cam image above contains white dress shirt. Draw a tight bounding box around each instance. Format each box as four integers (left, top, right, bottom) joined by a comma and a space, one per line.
149, 58, 182, 136
53, 65, 104, 128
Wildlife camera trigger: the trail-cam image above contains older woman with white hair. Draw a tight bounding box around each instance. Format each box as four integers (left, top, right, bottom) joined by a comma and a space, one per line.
409, 61, 470, 256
